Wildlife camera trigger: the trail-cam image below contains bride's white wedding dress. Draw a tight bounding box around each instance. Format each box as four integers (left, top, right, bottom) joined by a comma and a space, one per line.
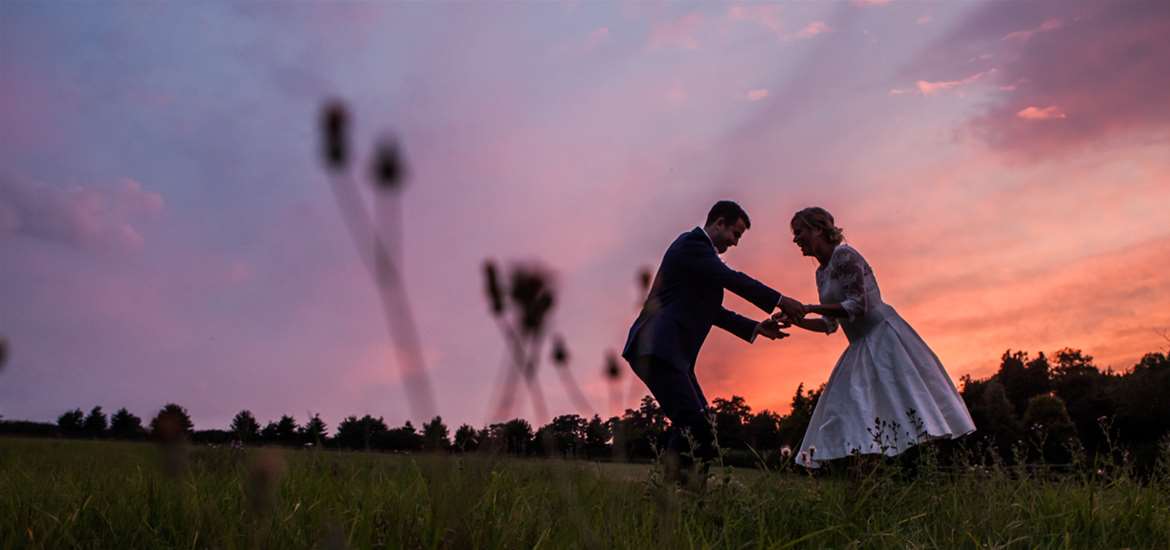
796, 243, 975, 468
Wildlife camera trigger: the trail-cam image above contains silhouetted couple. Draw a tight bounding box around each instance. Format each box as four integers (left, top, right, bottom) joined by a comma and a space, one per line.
622, 201, 974, 486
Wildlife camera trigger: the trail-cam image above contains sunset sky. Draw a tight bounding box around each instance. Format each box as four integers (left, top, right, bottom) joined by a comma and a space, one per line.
2, 1, 1168, 432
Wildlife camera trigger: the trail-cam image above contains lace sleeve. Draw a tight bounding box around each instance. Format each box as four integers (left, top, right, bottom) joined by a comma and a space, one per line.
829, 246, 867, 322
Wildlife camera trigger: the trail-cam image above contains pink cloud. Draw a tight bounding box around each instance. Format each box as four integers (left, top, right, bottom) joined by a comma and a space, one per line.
796, 21, 830, 39
914, 70, 988, 95
747, 88, 770, 101
1003, 18, 1064, 41
727, 5, 783, 35
1016, 105, 1067, 120
910, 0, 1170, 159
585, 27, 610, 51
0, 176, 164, 253
917, 16, 932, 25
915, 80, 959, 95
649, 13, 703, 50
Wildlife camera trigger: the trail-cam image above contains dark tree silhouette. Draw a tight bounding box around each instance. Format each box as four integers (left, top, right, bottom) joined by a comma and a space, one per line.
957, 347, 1170, 469
260, 421, 279, 442
997, 350, 1052, 415
57, 408, 84, 434
778, 384, 821, 448
536, 414, 587, 458
453, 424, 479, 452
746, 409, 783, 452
149, 403, 194, 441
1022, 394, 1078, 464
82, 406, 108, 437
109, 408, 145, 439
608, 395, 668, 459
963, 378, 1023, 459
12, 344, 1170, 471
422, 416, 451, 451
231, 410, 261, 442
1049, 348, 1115, 452
376, 421, 423, 451
1113, 352, 1170, 462
301, 414, 328, 446
275, 415, 299, 445
487, 419, 533, 455
584, 414, 611, 458
335, 415, 388, 450
711, 395, 752, 449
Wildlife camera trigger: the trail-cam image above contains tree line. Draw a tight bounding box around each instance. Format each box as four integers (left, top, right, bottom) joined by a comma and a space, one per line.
3, 347, 1167, 469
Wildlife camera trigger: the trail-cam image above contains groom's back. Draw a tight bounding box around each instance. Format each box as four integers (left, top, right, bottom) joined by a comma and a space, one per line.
651, 229, 721, 315
623, 228, 722, 366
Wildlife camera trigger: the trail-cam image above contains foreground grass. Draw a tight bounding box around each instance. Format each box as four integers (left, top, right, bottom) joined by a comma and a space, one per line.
2, 438, 1169, 549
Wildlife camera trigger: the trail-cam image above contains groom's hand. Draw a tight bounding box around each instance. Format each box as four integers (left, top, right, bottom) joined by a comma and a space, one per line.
755, 318, 789, 340
778, 295, 806, 321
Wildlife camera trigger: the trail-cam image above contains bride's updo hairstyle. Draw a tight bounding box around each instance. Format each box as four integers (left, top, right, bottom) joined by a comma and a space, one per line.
791, 207, 844, 246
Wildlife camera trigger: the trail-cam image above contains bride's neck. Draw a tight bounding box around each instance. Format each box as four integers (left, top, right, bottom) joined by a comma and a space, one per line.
814, 243, 834, 266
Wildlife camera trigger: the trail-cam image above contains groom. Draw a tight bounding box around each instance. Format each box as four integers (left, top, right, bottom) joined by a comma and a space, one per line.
623, 200, 804, 476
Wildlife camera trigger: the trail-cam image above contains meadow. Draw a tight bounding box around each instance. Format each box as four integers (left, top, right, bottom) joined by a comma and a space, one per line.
3, 437, 1169, 549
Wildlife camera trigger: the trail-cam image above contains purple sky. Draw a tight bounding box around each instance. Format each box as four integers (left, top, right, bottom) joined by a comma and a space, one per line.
3, 1, 1169, 433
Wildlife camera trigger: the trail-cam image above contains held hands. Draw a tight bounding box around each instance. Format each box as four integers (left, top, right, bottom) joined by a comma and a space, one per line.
778, 295, 807, 323
759, 297, 817, 339
772, 303, 821, 332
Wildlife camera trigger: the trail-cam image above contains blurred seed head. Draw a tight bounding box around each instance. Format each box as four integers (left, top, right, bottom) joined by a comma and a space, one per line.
604, 350, 621, 381
509, 264, 556, 335
371, 136, 407, 191
247, 449, 287, 516
551, 335, 569, 366
0, 335, 7, 370
483, 260, 504, 317
638, 267, 653, 293
321, 101, 349, 171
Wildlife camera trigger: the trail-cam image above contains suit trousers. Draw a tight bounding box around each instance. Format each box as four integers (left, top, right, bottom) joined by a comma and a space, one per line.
629, 355, 717, 463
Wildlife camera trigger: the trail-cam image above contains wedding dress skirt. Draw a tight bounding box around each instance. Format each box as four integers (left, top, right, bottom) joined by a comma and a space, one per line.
796, 303, 976, 468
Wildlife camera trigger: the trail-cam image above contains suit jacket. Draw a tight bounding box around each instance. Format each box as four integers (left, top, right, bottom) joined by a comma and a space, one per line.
622, 227, 782, 373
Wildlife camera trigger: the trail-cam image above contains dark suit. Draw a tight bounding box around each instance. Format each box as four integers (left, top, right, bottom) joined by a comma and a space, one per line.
622, 227, 782, 460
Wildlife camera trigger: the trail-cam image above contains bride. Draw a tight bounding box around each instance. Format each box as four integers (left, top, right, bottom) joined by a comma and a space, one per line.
780, 207, 975, 468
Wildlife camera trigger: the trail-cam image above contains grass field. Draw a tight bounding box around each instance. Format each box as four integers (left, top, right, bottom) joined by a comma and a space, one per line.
2, 437, 1169, 549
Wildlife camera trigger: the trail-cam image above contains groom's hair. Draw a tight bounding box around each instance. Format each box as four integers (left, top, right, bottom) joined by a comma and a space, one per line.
705, 200, 751, 229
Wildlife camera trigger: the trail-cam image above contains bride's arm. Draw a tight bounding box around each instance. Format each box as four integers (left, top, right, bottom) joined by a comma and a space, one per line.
775, 312, 835, 333
792, 316, 834, 333
804, 303, 850, 318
